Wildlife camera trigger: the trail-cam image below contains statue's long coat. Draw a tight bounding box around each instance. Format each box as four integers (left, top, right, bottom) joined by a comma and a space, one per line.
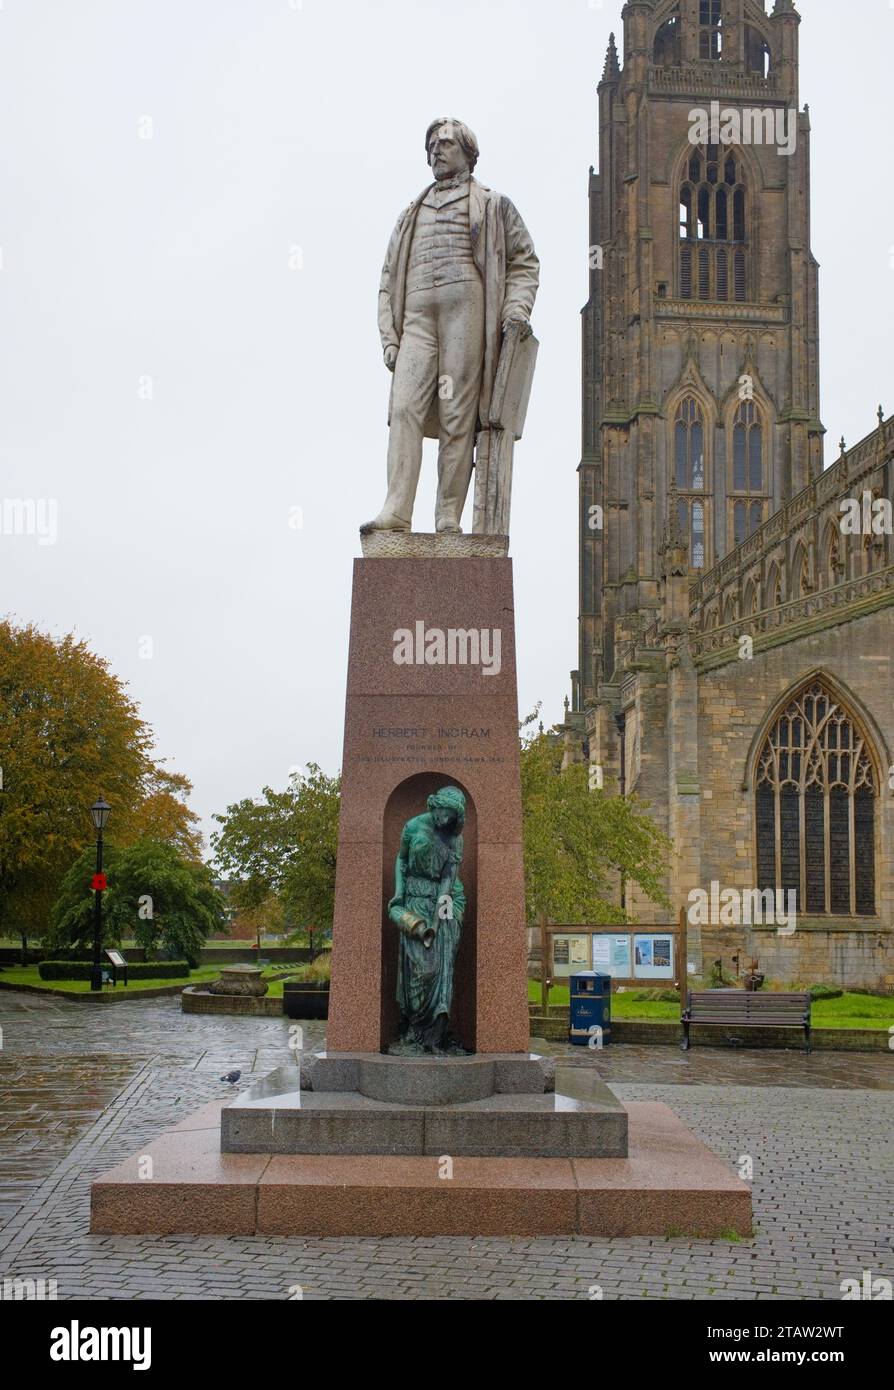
377, 176, 539, 436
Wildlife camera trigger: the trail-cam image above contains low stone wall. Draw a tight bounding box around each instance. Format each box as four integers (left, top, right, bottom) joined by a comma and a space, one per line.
181, 988, 283, 1017
198, 947, 318, 964
700, 925, 894, 993
0, 980, 187, 1004
528, 1012, 892, 1051
530, 1015, 681, 1044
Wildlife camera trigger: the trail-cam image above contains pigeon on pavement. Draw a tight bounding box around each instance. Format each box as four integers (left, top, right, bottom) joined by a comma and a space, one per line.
220, 1069, 242, 1084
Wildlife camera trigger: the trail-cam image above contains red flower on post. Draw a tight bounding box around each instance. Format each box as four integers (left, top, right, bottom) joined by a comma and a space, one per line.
91, 872, 107, 891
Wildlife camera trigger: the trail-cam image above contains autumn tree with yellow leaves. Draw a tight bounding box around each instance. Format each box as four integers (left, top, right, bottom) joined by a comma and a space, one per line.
0, 619, 201, 938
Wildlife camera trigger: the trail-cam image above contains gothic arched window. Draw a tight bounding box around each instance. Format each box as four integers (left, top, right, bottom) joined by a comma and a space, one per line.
789, 544, 812, 599
730, 400, 765, 545
675, 397, 704, 489
824, 524, 842, 587
674, 396, 708, 568
862, 532, 875, 576
744, 24, 771, 78
799, 548, 812, 596
677, 497, 706, 569
699, 0, 722, 61
679, 148, 747, 301
755, 682, 877, 916
653, 13, 681, 66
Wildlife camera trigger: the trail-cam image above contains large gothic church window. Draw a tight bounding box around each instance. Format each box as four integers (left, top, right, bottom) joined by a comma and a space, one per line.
731, 400, 765, 544
755, 682, 877, 916
679, 149, 747, 303
674, 397, 707, 568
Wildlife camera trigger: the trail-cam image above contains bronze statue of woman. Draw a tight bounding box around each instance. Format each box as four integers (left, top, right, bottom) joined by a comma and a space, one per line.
387, 785, 467, 1053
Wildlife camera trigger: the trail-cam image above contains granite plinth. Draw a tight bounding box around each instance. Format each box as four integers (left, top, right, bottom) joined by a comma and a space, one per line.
327, 557, 529, 1055
359, 531, 509, 559
303, 1050, 551, 1103
91, 1101, 752, 1238
219, 1060, 626, 1158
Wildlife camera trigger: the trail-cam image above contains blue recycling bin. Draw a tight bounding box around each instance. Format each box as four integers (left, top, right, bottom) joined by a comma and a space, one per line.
569, 970, 611, 1046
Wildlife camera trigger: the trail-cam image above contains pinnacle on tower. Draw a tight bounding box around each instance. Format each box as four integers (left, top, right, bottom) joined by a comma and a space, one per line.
602, 32, 620, 82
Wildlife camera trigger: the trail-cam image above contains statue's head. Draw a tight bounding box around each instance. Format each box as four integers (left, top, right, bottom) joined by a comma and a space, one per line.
425, 118, 479, 180
427, 785, 466, 831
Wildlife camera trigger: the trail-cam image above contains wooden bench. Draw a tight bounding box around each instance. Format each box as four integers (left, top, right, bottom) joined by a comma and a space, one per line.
681, 989, 811, 1053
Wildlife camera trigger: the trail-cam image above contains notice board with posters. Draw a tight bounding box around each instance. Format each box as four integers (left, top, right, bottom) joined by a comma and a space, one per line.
632, 933, 674, 980
550, 934, 591, 977
591, 934, 633, 978
542, 920, 682, 990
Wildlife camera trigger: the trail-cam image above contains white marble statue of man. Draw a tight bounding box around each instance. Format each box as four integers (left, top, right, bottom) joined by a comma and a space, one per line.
361, 118, 539, 535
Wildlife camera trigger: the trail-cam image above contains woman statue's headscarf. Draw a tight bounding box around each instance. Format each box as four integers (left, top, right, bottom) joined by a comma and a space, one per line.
426, 785, 466, 829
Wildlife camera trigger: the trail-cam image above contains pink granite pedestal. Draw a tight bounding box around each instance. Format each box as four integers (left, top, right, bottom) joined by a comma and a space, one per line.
326, 556, 530, 1055
90, 1099, 752, 1238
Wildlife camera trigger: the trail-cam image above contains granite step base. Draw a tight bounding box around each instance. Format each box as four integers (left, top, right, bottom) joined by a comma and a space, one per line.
220, 1060, 627, 1158
90, 1100, 751, 1238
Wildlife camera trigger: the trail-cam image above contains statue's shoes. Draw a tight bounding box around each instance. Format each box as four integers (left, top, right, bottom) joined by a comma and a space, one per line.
435, 523, 463, 534
359, 514, 411, 535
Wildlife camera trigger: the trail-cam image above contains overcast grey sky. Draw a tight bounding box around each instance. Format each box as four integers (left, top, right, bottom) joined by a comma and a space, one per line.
2, 0, 892, 852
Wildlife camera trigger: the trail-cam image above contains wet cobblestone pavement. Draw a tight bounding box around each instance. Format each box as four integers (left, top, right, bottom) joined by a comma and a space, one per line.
534, 1036, 894, 1089
0, 992, 892, 1300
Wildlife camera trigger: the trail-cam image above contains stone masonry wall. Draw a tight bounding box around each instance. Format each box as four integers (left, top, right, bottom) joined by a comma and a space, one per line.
691, 607, 894, 989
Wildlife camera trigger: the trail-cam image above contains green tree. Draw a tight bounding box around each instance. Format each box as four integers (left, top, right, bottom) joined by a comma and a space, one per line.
47, 844, 124, 955
520, 715, 671, 924
211, 763, 340, 937
46, 838, 224, 967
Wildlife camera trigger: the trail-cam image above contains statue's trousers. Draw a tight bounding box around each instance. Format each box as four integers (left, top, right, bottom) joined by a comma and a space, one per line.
382, 278, 485, 530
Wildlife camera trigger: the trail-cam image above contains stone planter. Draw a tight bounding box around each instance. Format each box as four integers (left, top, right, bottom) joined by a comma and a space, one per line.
207, 964, 268, 997
283, 983, 330, 1019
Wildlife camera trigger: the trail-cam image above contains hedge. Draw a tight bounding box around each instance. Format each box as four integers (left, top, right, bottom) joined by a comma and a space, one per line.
38, 960, 191, 981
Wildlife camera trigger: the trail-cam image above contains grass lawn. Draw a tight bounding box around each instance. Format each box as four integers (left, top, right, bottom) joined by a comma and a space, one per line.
0, 964, 222, 994
527, 980, 894, 1030
0, 963, 295, 997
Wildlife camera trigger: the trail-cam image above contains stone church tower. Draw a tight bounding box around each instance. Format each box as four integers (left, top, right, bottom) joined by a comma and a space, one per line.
563, 0, 894, 989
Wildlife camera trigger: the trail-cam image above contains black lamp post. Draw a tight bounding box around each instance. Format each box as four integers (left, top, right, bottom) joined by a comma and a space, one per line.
89, 797, 111, 991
